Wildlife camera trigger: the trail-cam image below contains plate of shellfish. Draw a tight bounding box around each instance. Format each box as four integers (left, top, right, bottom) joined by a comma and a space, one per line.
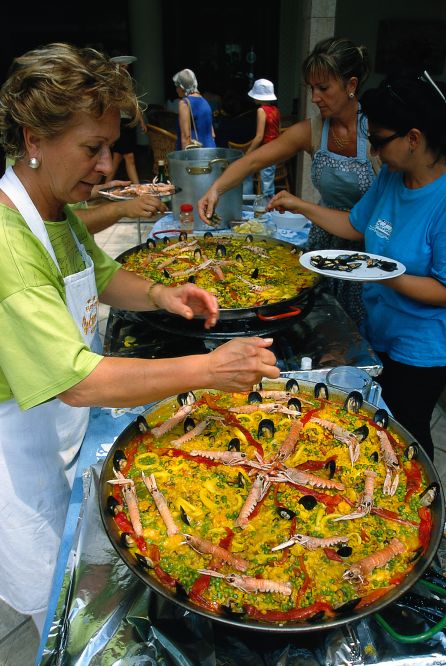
99, 181, 181, 201
300, 250, 406, 281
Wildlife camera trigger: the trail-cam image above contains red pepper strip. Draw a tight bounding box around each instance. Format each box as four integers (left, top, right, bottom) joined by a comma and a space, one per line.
135, 536, 148, 553
190, 573, 211, 597
371, 507, 418, 527
146, 543, 161, 564
296, 555, 311, 603
168, 449, 221, 468
114, 511, 134, 533
360, 528, 370, 543
296, 455, 337, 472
355, 586, 394, 609
284, 482, 342, 510
219, 527, 234, 551
203, 394, 264, 457
121, 440, 140, 476
404, 460, 423, 502
300, 407, 322, 426
154, 565, 177, 588
389, 572, 407, 586
418, 506, 432, 554
244, 600, 332, 622
324, 548, 343, 562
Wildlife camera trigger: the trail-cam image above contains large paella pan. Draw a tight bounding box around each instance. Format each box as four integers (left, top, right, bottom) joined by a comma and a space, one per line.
99, 378, 444, 632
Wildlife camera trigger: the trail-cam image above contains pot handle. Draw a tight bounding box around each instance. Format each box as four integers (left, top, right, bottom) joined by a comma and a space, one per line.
257, 306, 302, 321
186, 159, 229, 175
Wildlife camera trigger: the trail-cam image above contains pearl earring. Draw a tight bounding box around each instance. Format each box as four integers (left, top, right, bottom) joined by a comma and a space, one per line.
349, 92, 355, 99
28, 157, 40, 169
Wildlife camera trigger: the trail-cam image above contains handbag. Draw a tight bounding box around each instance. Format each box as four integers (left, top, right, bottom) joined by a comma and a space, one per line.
184, 97, 203, 149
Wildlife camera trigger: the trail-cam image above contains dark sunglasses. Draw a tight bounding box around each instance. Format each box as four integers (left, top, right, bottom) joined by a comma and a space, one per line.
367, 131, 404, 151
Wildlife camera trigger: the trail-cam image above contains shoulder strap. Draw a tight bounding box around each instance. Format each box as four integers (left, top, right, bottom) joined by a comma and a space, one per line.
185, 97, 199, 140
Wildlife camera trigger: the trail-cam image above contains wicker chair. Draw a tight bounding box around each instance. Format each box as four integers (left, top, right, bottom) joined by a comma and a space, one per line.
228, 138, 290, 194
146, 124, 177, 177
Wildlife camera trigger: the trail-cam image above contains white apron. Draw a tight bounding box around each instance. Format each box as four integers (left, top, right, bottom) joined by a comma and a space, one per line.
0, 166, 101, 614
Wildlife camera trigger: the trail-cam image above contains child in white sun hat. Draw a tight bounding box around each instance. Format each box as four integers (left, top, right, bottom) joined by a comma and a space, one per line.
246, 79, 281, 196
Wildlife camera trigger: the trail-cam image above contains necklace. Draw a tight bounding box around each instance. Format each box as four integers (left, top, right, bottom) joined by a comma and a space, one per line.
330, 124, 352, 150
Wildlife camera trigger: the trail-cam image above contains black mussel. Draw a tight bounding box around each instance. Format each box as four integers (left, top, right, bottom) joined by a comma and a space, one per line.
277, 506, 296, 520
287, 397, 301, 412
299, 495, 317, 510
251, 267, 259, 279
113, 449, 127, 472
177, 391, 196, 406
179, 231, 188, 241
180, 505, 191, 526
285, 378, 299, 393
370, 451, 379, 463
136, 415, 149, 432
248, 391, 263, 404
334, 598, 361, 614
188, 275, 196, 283
245, 234, 254, 242
120, 532, 135, 548
257, 418, 275, 438
349, 253, 369, 262
135, 553, 155, 570
107, 495, 123, 516
221, 603, 245, 618
308, 610, 326, 623
146, 238, 156, 249
409, 546, 423, 563
163, 268, 171, 279
162, 236, 170, 245
237, 472, 246, 488
314, 382, 329, 400
194, 248, 202, 260
325, 459, 336, 479
377, 259, 398, 272
337, 545, 353, 558
203, 231, 213, 239
175, 581, 188, 598
405, 442, 419, 460
215, 243, 227, 258
235, 253, 243, 263
373, 408, 389, 429
228, 437, 241, 452
184, 416, 196, 432
419, 482, 440, 507
343, 390, 363, 413
253, 382, 263, 391
351, 424, 369, 443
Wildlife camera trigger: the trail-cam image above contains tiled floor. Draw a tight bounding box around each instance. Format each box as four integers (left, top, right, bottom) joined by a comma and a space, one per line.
1, 219, 446, 665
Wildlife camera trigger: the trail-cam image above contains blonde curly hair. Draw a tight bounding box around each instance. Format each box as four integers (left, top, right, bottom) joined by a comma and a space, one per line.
0, 42, 140, 159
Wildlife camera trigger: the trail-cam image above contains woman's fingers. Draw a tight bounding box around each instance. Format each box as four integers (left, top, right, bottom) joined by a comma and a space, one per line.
207, 337, 280, 391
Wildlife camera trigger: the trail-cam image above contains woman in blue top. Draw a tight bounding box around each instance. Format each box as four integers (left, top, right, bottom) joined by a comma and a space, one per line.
268, 71, 446, 460
173, 69, 216, 150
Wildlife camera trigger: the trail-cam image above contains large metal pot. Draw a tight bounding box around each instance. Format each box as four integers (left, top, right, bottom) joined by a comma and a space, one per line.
167, 148, 243, 230
99, 378, 445, 634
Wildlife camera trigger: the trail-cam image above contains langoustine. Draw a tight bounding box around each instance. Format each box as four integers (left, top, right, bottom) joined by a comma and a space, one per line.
343, 537, 406, 584
142, 473, 179, 536
183, 533, 248, 571
197, 569, 292, 595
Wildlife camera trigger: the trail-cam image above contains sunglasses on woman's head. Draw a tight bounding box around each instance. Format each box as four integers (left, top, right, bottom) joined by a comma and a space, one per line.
367, 131, 404, 151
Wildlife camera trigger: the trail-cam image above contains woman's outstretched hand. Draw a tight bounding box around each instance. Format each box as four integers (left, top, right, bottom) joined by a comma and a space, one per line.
267, 190, 305, 214
206, 337, 280, 391
152, 283, 219, 329
198, 186, 220, 224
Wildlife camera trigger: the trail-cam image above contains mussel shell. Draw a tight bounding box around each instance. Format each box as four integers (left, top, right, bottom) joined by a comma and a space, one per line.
177, 391, 196, 406
251, 267, 259, 279
298, 495, 317, 510
351, 424, 369, 443
334, 598, 361, 614
203, 231, 213, 239
287, 397, 301, 412
308, 610, 326, 623
253, 382, 263, 391
248, 391, 263, 404
337, 545, 353, 558
235, 253, 243, 263
221, 603, 245, 618
180, 505, 191, 526
405, 443, 419, 460
188, 275, 196, 283
343, 391, 363, 413
194, 248, 202, 260
245, 234, 254, 242
163, 268, 171, 279
277, 506, 296, 520
175, 581, 188, 599
106, 495, 122, 516
324, 459, 336, 479
228, 437, 241, 452
120, 532, 135, 548
146, 238, 156, 249
184, 416, 196, 432
285, 378, 299, 393
373, 408, 389, 429
257, 418, 275, 438
237, 472, 246, 488
314, 382, 329, 399
215, 243, 227, 257
179, 231, 188, 241
419, 482, 440, 507
409, 546, 423, 563
136, 415, 149, 433
370, 451, 379, 463
162, 236, 171, 245
113, 449, 127, 471
135, 553, 155, 569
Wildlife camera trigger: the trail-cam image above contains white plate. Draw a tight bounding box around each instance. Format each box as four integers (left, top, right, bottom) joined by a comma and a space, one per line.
299, 249, 406, 281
